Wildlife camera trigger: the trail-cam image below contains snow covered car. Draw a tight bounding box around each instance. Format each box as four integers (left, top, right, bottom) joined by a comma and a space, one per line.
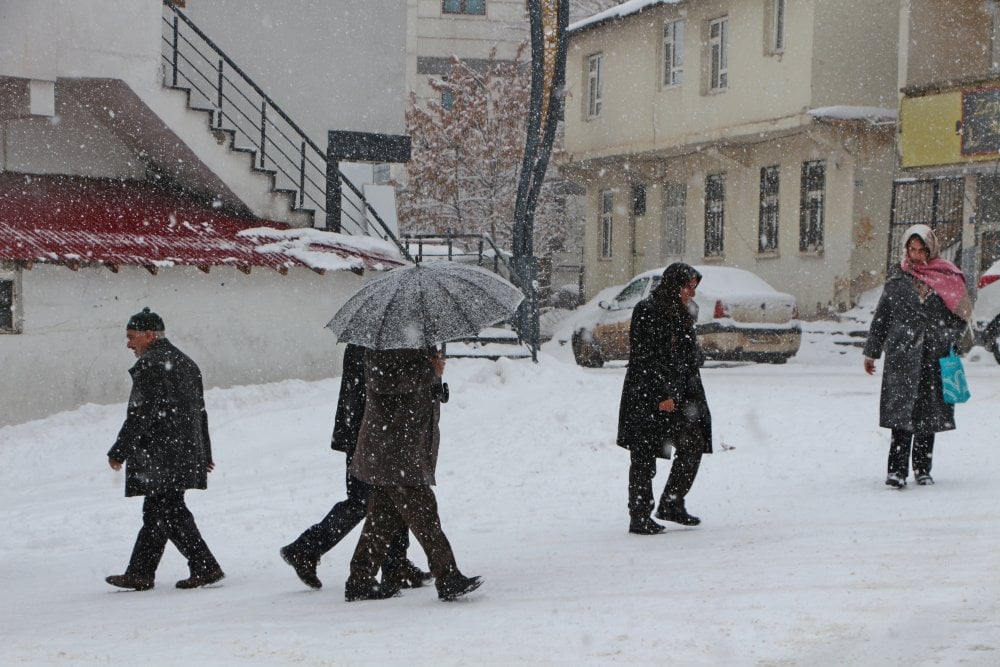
571, 265, 801, 367
974, 260, 1000, 364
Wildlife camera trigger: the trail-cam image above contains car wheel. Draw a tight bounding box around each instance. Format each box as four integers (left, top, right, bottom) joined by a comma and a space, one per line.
984, 316, 1000, 365
572, 330, 604, 368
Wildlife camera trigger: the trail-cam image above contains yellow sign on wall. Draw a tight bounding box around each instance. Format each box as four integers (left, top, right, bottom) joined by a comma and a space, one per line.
900, 85, 1000, 168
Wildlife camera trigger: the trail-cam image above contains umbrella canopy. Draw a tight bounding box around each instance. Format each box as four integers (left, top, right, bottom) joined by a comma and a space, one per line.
326, 261, 525, 350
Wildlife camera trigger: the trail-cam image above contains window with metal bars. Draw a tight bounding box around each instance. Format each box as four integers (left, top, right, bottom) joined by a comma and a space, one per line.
799, 160, 825, 252
600, 190, 614, 259
704, 174, 725, 257
759, 165, 780, 253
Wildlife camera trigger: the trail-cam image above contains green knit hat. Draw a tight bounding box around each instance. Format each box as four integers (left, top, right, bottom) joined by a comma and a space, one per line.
127, 307, 165, 332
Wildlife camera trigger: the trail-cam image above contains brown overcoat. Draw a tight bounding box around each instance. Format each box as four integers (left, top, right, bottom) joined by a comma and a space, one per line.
349, 348, 441, 487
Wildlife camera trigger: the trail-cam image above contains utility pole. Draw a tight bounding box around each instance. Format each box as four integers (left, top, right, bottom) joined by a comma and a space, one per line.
511, 0, 569, 362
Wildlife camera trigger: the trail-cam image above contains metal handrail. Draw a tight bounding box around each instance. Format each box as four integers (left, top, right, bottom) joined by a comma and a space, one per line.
401, 233, 513, 276
160, 1, 410, 259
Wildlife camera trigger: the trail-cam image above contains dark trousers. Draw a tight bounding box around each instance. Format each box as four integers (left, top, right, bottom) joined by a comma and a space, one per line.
888, 429, 935, 478
628, 436, 703, 520
287, 462, 409, 572
125, 490, 220, 578
349, 485, 458, 584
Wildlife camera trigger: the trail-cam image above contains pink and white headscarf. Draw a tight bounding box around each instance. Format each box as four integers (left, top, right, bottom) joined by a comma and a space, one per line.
900, 224, 971, 322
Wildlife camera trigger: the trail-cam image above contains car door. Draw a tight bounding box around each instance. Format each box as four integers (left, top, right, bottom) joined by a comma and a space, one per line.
595, 276, 650, 358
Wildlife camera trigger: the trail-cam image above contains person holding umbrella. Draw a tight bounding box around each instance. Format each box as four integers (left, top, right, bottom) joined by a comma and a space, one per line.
344, 346, 482, 601
279, 343, 431, 591
328, 261, 523, 601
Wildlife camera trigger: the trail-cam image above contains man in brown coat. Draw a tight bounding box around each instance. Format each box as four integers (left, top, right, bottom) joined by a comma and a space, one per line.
344, 347, 482, 602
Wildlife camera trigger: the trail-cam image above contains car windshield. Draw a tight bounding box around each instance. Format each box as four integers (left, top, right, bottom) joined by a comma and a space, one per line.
614, 277, 649, 306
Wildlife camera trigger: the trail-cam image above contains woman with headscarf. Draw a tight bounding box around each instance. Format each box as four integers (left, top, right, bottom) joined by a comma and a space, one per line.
863, 224, 972, 488
617, 263, 713, 535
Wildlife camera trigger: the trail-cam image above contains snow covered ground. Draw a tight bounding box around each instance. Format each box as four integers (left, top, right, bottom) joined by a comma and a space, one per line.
2, 325, 1000, 666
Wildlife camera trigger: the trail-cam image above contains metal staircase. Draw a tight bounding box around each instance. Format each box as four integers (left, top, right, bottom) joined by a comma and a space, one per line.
160, 1, 407, 256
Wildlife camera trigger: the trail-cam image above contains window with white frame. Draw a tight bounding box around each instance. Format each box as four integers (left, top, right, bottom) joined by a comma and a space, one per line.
766, 0, 785, 53
587, 53, 603, 118
600, 190, 614, 258
704, 174, 725, 257
443, 0, 485, 15
662, 19, 684, 86
709, 16, 728, 90
758, 166, 780, 253
799, 160, 825, 252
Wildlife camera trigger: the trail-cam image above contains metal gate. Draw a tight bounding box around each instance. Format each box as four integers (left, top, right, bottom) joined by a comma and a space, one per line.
888, 178, 965, 271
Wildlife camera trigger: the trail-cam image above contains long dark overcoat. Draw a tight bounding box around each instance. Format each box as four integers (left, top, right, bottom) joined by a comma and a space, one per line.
331, 343, 366, 456
349, 348, 441, 487
617, 295, 712, 459
863, 269, 967, 433
107, 338, 212, 497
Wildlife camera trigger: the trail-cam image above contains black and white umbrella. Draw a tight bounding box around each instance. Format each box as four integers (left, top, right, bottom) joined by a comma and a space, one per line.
326, 261, 525, 350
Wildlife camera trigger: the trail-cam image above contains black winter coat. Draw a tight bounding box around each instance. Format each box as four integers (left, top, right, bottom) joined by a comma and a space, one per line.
863, 269, 967, 433
107, 338, 212, 496
617, 295, 712, 459
331, 344, 366, 456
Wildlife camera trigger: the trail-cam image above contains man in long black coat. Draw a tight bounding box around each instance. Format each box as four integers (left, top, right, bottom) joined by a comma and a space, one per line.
105, 308, 224, 591
279, 344, 430, 590
617, 263, 713, 535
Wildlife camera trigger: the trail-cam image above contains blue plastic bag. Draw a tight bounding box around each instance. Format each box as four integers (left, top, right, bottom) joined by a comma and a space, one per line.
939, 348, 970, 404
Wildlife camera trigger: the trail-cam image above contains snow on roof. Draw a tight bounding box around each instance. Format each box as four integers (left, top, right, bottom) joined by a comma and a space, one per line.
807, 106, 897, 123
568, 0, 682, 33
0, 172, 404, 274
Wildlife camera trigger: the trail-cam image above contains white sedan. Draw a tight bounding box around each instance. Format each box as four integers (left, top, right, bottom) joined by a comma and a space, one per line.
571, 265, 802, 367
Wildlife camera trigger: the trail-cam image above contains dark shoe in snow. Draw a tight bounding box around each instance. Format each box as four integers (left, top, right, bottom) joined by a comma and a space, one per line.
655, 501, 701, 526
383, 558, 433, 590
884, 475, 907, 489
281, 545, 322, 589
175, 568, 225, 589
345, 576, 400, 602
105, 573, 154, 591
628, 517, 666, 535
915, 473, 934, 486
437, 573, 483, 601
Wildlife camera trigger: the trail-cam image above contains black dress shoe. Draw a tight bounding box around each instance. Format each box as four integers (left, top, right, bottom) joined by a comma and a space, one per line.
655, 501, 701, 526
105, 573, 154, 591
281, 545, 322, 589
175, 568, 225, 589
437, 573, 483, 601
345, 576, 400, 602
628, 517, 666, 535
383, 558, 434, 590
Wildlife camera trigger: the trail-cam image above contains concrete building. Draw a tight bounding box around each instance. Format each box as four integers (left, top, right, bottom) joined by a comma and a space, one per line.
0, 0, 404, 426
562, 0, 900, 316
896, 0, 1000, 283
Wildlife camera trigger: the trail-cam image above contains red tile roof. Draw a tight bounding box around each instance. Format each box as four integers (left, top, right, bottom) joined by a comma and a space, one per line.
0, 172, 404, 273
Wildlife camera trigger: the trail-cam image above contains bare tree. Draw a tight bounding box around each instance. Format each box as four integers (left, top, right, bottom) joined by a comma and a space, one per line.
397, 45, 576, 256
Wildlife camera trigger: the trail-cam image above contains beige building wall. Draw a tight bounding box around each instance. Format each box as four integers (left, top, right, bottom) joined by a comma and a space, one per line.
565, 0, 900, 316
905, 0, 996, 88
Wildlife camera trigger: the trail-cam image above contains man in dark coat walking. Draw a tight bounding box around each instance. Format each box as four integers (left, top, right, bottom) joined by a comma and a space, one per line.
617, 263, 713, 535
344, 347, 481, 602
279, 344, 431, 590
105, 308, 224, 591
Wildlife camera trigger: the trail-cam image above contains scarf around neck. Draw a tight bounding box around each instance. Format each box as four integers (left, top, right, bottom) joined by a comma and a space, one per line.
902, 257, 972, 322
